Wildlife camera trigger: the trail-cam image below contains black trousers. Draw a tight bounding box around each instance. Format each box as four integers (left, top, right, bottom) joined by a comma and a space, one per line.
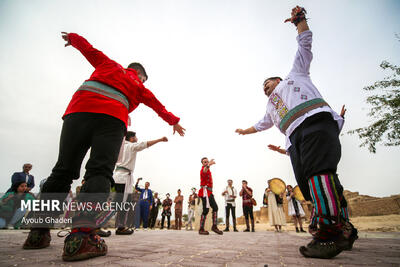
161, 215, 170, 229
225, 203, 236, 224
41, 112, 125, 225
202, 194, 218, 216
149, 208, 159, 228
288, 112, 343, 201
243, 205, 254, 221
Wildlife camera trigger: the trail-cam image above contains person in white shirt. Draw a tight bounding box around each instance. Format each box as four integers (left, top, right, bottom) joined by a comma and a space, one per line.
113, 131, 167, 235
235, 6, 357, 259
221, 179, 238, 232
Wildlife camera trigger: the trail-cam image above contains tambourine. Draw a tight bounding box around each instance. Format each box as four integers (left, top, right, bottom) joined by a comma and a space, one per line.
268, 178, 286, 195
293, 185, 305, 202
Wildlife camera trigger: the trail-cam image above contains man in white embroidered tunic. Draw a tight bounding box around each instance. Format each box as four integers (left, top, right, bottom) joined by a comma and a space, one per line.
235, 6, 357, 259
113, 131, 167, 235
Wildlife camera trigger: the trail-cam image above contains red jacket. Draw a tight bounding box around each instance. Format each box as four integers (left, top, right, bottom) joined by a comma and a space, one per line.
198, 166, 213, 198
63, 33, 180, 127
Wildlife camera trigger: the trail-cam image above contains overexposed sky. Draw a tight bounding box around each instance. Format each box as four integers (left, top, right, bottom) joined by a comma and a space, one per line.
1, 0, 399, 218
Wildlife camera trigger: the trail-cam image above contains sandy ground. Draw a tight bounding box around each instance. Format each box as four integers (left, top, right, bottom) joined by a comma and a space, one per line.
233, 214, 400, 232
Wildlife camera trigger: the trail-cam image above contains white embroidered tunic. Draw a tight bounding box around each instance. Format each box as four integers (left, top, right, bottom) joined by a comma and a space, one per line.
254, 30, 344, 150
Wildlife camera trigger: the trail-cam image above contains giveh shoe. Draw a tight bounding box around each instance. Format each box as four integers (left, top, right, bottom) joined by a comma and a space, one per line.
211, 225, 223, 235
62, 230, 107, 261
299, 239, 343, 259
337, 225, 358, 251
96, 229, 111, 237
23, 228, 51, 249
115, 227, 134, 235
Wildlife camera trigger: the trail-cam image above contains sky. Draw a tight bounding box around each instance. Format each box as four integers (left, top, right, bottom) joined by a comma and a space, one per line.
1, 0, 400, 219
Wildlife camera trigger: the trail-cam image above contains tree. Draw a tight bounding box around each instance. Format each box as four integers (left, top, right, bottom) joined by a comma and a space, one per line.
348, 56, 400, 153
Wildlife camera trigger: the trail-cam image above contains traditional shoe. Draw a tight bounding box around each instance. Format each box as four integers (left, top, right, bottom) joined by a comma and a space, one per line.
115, 227, 134, 235
244, 228, 250, 232
337, 227, 358, 251
96, 229, 111, 237
211, 225, 223, 235
233, 228, 238, 232
300, 228, 306, 233
62, 231, 107, 261
299, 239, 343, 259
23, 228, 51, 249
296, 227, 300, 233
198, 228, 209, 235
223, 228, 229, 232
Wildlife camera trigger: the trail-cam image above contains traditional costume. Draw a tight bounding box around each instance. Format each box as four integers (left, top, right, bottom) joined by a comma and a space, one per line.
267, 191, 286, 228
198, 166, 222, 235
186, 190, 197, 230
253, 7, 357, 258
223, 185, 238, 232
240, 186, 254, 232
174, 195, 183, 230
113, 140, 147, 231
161, 198, 172, 229
23, 31, 180, 261
287, 192, 305, 218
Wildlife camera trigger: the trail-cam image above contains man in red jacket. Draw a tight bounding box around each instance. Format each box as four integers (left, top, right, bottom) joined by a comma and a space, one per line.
22, 32, 185, 261
198, 157, 223, 235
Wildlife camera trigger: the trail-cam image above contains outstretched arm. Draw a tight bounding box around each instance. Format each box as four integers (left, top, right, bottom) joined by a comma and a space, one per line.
235, 127, 257, 135
147, 137, 168, 148
203, 159, 215, 173
61, 32, 113, 69
140, 88, 186, 136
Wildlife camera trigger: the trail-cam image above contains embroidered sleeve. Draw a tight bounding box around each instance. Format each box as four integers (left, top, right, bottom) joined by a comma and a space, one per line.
290, 30, 313, 75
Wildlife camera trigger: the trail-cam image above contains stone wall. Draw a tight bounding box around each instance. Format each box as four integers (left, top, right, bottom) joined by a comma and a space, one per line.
344, 190, 400, 217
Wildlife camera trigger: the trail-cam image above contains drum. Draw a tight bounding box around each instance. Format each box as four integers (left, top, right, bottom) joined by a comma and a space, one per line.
268, 178, 286, 195
293, 185, 305, 202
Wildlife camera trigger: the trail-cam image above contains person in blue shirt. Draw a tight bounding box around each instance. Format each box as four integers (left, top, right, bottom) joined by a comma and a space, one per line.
135, 178, 153, 230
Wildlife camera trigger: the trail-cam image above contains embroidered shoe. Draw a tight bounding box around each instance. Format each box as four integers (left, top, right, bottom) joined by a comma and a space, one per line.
23, 228, 51, 249
62, 231, 107, 261
299, 239, 343, 259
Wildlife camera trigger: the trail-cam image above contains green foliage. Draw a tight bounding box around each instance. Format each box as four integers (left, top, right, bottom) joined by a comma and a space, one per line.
217, 217, 224, 224
348, 58, 400, 153
182, 214, 188, 222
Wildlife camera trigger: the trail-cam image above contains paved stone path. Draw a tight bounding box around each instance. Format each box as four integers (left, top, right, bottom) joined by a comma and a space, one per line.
0, 229, 399, 266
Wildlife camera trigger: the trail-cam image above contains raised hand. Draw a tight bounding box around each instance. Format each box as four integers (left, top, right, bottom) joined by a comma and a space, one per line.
173, 123, 186, 136
61, 32, 71, 47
